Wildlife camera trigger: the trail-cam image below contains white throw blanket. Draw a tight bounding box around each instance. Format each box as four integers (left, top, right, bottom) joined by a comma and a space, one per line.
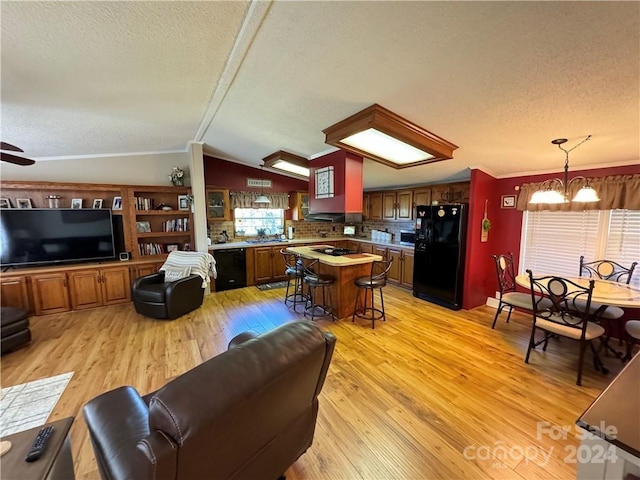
160, 251, 217, 287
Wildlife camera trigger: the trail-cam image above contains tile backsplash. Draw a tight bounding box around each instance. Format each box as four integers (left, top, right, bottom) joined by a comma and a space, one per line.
209, 219, 414, 243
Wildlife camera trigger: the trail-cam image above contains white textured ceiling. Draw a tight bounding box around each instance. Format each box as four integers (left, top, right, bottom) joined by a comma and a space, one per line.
2, 1, 638, 188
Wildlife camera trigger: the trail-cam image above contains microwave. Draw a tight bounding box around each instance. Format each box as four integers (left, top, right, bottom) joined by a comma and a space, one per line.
399, 230, 416, 246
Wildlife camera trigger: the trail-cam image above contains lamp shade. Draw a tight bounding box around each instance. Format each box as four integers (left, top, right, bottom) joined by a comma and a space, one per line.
572, 186, 600, 203
529, 189, 567, 204
254, 195, 271, 204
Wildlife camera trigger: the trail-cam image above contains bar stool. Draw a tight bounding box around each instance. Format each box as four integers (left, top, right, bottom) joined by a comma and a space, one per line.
280, 249, 307, 312
303, 259, 335, 321
352, 258, 393, 329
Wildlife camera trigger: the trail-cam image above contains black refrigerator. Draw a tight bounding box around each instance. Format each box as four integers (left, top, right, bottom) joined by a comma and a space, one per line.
412, 204, 468, 310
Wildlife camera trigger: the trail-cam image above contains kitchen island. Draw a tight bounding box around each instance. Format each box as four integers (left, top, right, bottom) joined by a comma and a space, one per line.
286, 245, 383, 320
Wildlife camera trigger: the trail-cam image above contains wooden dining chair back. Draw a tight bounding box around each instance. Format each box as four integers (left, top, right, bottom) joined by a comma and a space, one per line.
525, 269, 607, 386
490, 253, 535, 329
579, 256, 637, 285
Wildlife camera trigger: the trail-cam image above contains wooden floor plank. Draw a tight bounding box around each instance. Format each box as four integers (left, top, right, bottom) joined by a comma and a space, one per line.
0, 284, 627, 479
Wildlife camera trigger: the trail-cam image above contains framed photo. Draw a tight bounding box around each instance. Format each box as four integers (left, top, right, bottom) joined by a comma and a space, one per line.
0, 198, 11, 208
501, 194, 517, 209
71, 198, 83, 209
16, 198, 32, 209
166, 244, 179, 252
136, 221, 151, 233
112, 196, 123, 210
178, 195, 189, 211
92, 199, 103, 209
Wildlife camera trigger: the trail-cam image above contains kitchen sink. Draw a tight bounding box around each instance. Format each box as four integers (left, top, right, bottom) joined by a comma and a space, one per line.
245, 238, 288, 244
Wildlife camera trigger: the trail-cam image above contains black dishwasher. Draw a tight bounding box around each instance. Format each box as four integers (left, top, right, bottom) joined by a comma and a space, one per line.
214, 248, 247, 291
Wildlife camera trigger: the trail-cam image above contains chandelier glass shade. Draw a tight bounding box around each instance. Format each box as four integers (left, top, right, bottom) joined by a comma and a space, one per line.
528, 136, 600, 204
254, 166, 271, 204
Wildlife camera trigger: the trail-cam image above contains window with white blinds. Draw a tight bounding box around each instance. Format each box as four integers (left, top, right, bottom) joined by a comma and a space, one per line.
605, 210, 640, 287
520, 210, 601, 277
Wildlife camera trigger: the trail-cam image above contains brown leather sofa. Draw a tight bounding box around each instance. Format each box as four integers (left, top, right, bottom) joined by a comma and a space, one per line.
1, 307, 31, 354
83, 321, 336, 480
131, 272, 205, 320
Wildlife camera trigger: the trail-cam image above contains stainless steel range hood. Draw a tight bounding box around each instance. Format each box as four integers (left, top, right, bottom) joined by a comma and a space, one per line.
304, 212, 363, 223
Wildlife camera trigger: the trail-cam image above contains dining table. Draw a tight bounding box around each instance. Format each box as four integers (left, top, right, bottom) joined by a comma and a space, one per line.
514, 274, 640, 308
515, 273, 640, 358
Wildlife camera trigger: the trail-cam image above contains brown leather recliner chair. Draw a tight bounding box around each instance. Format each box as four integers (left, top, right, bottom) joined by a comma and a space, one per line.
83, 321, 336, 480
131, 272, 205, 320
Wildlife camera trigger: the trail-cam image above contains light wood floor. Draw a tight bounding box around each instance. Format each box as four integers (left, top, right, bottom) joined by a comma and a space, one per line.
1, 285, 628, 479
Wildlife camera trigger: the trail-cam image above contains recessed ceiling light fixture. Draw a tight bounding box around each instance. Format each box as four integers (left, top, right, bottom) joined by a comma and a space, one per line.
263, 150, 309, 177
322, 104, 458, 169
529, 135, 599, 204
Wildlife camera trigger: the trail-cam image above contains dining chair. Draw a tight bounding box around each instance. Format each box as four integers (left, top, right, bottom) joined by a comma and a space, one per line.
623, 320, 640, 362
578, 256, 637, 354
579, 256, 637, 284
525, 269, 608, 386
491, 253, 536, 329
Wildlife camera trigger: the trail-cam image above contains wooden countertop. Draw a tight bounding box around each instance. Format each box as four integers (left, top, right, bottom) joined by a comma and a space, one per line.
286, 245, 383, 267
576, 354, 640, 458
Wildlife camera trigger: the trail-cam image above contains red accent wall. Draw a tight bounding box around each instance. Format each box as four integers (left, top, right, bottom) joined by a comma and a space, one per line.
308, 150, 363, 214
464, 163, 640, 316
204, 155, 308, 192
463, 169, 500, 309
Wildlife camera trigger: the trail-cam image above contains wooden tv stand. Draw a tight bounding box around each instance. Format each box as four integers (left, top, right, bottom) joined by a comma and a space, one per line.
0, 258, 162, 316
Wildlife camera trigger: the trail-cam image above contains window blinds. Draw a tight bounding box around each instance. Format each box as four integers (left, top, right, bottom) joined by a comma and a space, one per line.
521, 210, 601, 278
605, 210, 640, 287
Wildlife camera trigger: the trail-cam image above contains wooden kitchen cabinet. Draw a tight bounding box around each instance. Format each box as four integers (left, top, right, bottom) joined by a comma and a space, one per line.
381, 190, 413, 221
68, 266, 131, 310
373, 246, 414, 289
291, 191, 309, 221
252, 246, 288, 284
30, 272, 71, 315
0, 276, 30, 312
367, 193, 383, 220
413, 188, 431, 208
206, 188, 231, 221
401, 249, 414, 289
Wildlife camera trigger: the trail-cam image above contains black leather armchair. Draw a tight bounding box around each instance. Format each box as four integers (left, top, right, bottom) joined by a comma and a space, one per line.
83, 321, 336, 480
132, 272, 205, 320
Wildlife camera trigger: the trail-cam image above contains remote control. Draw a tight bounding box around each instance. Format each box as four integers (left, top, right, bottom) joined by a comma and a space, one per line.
24, 425, 54, 462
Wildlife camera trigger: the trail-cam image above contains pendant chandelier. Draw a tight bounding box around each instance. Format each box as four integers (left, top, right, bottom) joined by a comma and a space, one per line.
254, 166, 271, 205
529, 135, 600, 204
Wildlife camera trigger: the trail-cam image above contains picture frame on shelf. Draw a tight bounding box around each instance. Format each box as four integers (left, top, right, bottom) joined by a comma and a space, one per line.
167, 244, 179, 252
112, 196, 123, 210
501, 194, 517, 209
71, 198, 83, 209
16, 198, 32, 209
136, 221, 151, 233
92, 199, 103, 209
178, 195, 189, 211
0, 198, 11, 208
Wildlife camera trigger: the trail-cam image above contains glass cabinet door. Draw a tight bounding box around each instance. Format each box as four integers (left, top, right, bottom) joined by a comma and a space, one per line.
206, 189, 230, 221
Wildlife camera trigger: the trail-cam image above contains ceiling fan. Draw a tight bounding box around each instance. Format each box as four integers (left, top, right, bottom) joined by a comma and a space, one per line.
1, 142, 35, 166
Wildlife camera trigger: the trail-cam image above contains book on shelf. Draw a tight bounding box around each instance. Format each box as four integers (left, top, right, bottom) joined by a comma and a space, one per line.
162, 217, 190, 232
135, 197, 155, 211
139, 243, 165, 256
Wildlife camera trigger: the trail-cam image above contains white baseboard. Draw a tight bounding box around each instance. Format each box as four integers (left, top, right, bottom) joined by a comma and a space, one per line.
486, 296, 499, 309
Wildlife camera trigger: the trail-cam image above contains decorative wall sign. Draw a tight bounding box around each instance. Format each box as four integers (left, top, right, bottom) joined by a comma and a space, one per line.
247, 178, 272, 188
315, 166, 334, 199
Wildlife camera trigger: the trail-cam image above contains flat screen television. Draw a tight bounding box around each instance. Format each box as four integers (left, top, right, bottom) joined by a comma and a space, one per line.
0, 208, 116, 268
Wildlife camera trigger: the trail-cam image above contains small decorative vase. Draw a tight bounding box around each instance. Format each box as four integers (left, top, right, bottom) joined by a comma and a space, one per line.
172, 178, 184, 186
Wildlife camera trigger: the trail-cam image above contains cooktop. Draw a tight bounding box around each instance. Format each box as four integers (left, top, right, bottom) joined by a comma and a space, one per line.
312, 247, 358, 256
